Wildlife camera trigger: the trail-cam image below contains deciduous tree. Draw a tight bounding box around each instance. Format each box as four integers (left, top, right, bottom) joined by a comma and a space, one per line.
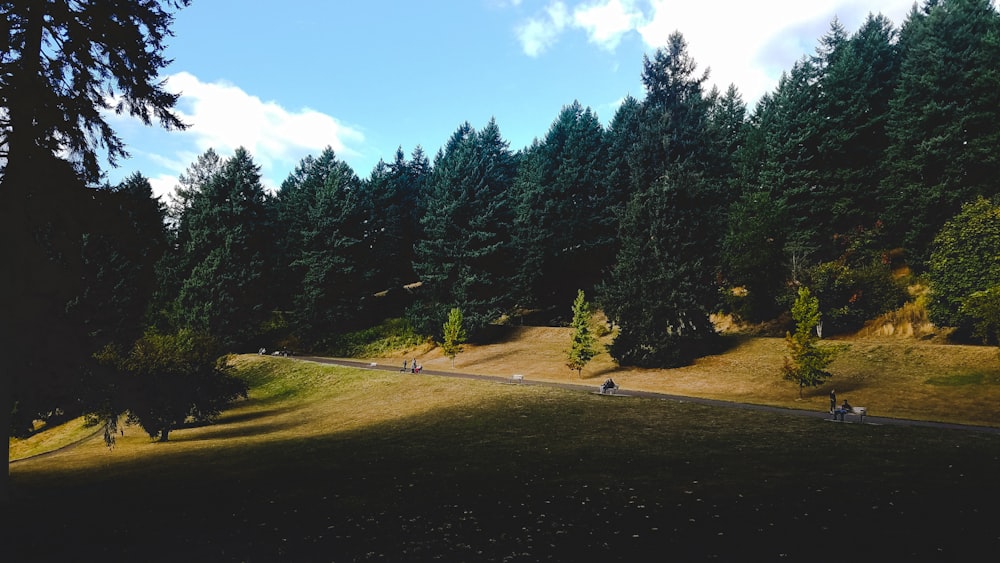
566, 290, 598, 378
928, 197, 1000, 336
441, 308, 467, 367
116, 328, 247, 442
782, 287, 837, 398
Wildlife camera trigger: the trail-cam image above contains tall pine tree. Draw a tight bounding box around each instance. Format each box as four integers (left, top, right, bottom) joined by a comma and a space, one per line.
412, 120, 517, 337
171, 147, 275, 349
884, 0, 1000, 267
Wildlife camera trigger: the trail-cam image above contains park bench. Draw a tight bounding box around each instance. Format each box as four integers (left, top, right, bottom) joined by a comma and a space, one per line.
598, 382, 619, 395
833, 406, 867, 422
509, 374, 524, 384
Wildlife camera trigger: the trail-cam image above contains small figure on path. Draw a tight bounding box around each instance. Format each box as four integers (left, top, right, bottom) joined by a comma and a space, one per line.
411, 358, 417, 373
829, 389, 837, 414
401, 359, 408, 372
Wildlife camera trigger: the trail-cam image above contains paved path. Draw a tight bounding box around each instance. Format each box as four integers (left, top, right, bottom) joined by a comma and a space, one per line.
295, 356, 1000, 435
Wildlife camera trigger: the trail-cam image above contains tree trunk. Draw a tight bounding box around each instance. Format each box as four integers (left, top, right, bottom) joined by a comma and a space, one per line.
158, 427, 171, 442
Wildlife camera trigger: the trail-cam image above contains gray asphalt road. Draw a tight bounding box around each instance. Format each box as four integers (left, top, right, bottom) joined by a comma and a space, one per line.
294, 355, 1000, 435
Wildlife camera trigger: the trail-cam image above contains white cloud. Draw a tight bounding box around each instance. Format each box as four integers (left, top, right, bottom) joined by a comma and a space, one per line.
516, 1, 915, 102
638, 0, 915, 103
140, 71, 365, 197
516, 1, 571, 57
573, 0, 644, 51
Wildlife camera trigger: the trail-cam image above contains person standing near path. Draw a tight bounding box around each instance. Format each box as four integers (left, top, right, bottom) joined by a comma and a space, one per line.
829, 389, 837, 413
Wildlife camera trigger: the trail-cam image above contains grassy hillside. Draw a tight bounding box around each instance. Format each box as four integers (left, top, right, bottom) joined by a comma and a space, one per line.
7, 355, 1000, 561
359, 323, 1000, 427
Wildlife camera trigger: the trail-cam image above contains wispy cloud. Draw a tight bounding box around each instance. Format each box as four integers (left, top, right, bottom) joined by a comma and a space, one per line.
516, 1, 571, 57
573, 0, 644, 51
127, 71, 365, 198
515, 0, 915, 102
515, 0, 642, 56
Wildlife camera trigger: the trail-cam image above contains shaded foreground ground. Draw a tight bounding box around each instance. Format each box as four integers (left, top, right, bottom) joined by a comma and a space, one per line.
6, 356, 1000, 561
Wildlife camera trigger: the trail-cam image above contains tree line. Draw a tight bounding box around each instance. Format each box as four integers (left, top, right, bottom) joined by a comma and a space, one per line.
5, 0, 1000, 459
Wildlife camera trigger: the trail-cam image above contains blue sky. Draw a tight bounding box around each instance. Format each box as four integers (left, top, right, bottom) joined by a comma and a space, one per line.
106, 0, 917, 198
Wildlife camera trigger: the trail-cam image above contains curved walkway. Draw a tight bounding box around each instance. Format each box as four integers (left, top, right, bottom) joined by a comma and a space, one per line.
297, 356, 1000, 435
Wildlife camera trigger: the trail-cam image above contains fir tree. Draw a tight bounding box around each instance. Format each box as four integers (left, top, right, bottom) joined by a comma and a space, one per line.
171, 148, 275, 349
411, 120, 516, 337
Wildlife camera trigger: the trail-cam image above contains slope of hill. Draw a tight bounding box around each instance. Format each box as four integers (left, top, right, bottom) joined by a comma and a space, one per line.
364, 324, 1000, 428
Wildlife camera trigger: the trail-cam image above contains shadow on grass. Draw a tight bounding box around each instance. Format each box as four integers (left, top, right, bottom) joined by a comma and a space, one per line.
8, 371, 1000, 562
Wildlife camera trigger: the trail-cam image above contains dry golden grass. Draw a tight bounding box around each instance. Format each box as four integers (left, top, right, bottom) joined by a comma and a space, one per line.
367, 325, 1000, 427
12, 321, 1000, 462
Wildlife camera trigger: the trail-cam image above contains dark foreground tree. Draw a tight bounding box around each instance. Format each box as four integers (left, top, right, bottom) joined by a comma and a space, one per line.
1, 0, 191, 500
115, 328, 247, 442
0, 0, 190, 183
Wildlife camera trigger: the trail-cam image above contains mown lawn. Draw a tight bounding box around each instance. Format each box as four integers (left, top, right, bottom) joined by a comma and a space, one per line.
6, 355, 1000, 561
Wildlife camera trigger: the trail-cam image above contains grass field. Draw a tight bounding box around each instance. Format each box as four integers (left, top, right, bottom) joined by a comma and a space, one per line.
365, 324, 1000, 427
7, 349, 1000, 561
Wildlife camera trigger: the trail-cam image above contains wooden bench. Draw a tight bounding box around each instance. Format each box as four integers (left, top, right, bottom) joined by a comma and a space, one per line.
509, 374, 524, 384
833, 406, 867, 422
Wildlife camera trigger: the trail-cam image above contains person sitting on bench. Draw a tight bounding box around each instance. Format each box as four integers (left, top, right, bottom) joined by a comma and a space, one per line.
601, 378, 617, 393
835, 399, 852, 421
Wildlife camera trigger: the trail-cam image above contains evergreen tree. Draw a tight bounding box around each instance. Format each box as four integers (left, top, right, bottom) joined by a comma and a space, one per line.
0, 0, 190, 184
884, 0, 1000, 267
604, 94, 644, 210
291, 150, 369, 344
812, 15, 899, 247
602, 169, 720, 367
721, 189, 789, 322
602, 34, 721, 367
566, 290, 598, 378
704, 84, 747, 190
511, 101, 611, 312
411, 120, 517, 337
172, 148, 275, 349
361, 146, 428, 307
757, 59, 824, 257
0, 0, 190, 500
77, 173, 169, 350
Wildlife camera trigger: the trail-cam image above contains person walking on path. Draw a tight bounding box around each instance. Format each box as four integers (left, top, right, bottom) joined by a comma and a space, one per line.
401, 359, 408, 372
829, 389, 837, 414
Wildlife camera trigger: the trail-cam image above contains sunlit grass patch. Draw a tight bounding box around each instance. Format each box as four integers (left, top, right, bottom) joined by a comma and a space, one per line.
925, 371, 1000, 386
